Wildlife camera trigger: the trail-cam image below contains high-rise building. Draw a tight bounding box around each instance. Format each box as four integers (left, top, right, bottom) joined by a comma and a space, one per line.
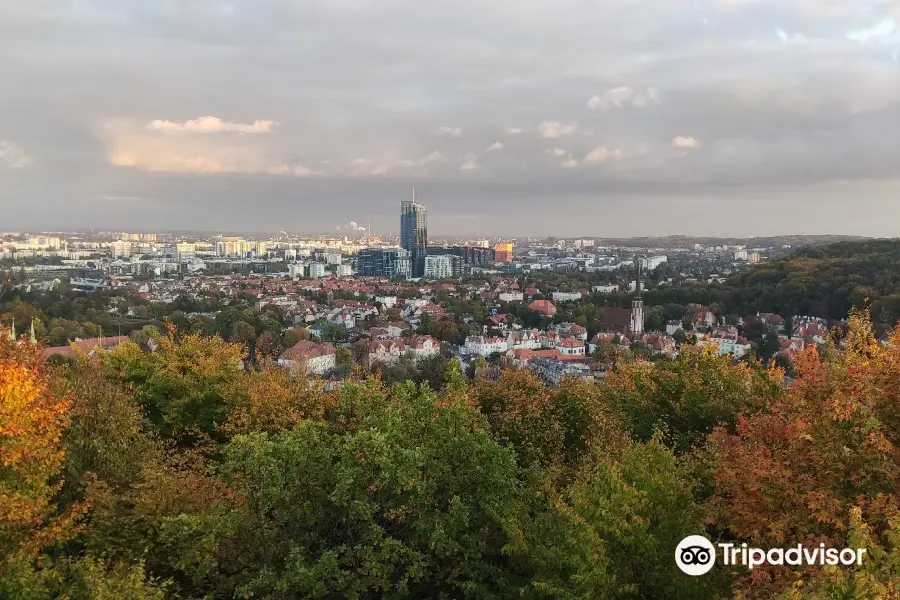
494, 242, 514, 263
357, 248, 411, 279
401, 190, 427, 278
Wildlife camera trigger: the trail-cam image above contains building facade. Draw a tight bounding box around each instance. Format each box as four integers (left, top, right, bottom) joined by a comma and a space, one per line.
424, 254, 462, 279
401, 191, 428, 278
356, 248, 412, 278
426, 246, 496, 270
494, 242, 514, 263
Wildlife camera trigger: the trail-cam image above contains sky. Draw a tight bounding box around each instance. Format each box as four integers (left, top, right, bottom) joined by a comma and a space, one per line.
1, 0, 900, 237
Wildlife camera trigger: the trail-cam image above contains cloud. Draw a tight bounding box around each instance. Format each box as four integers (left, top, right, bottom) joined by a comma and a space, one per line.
146, 116, 277, 134
846, 19, 896, 43
485, 142, 504, 152
561, 154, 580, 169
539, 121, 578, 139
506, 128, 524, 135
459, 152, 479, 171
583, 146, 623, 164
672, 136, 701, 149
438, 126, 462, 137
546, 148, 566, 157
355, 151, 444, 176
108, 149, 312, 176
0, 141, 33, 168
587, 87, 660, 110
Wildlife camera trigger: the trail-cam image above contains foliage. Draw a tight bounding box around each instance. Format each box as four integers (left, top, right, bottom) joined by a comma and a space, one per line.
100, 331, 246, 443
602, 345, 784, 455
708, 310, 900, 596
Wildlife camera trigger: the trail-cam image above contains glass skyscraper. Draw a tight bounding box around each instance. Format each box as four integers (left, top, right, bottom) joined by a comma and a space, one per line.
400, 190, 427, 278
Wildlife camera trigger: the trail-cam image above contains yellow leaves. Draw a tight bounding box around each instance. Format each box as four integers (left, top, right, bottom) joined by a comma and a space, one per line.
0, 354, 85, 557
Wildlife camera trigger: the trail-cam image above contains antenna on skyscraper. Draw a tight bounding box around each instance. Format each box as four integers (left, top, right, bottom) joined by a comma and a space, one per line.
412, 187, 416, 202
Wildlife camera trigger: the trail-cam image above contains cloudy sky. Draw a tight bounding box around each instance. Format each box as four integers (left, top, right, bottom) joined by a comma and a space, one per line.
2, 0, 899, 237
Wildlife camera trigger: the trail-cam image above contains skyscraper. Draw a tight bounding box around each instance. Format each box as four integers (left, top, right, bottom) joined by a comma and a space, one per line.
401, 189, 427, 278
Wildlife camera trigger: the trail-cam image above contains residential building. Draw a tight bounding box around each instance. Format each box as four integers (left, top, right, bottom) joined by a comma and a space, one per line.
556, 337, 586, 357
356, 247, 412, 278
528, 358, 593, 386
528, 299, 557, 316
401, 190, 428, 277
552, 291, 583, 302
640, 255, 668, 270
277, 340, 337, 375
498, 292, 524, 302
336, 263, 352, 277
424, 254, 461, 279
308, 263, 327, 278
463, 335, 508, 356
215, 237, 251, 257
494, 242, 514, 263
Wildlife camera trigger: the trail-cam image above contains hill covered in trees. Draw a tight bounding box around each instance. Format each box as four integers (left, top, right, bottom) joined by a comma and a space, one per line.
724, 239, 900, 323
3, 313, 900, 598
588, 234, 868, 249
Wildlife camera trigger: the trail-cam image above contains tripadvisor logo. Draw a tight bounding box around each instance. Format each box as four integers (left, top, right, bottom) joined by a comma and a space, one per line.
675, 536, 867, 576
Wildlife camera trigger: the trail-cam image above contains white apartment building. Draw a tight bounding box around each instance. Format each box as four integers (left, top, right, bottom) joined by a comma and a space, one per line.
498, 292, 524, 302
336, 264, 352, 277
463, 336, 508, 356
640, 255, 668, 270
326, 253, 343, 265
308, 263, 327, 278
424, 255, 455, 279
552, 291, 583, 302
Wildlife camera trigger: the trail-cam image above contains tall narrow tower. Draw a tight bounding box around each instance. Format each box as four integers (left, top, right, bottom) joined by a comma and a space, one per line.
400, 188, 428, 278
629, 258, 644, 338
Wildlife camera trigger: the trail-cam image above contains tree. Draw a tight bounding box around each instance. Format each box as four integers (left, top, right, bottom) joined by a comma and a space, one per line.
156, 382, 524, 598
602, 345, 784, 455
593, 339, 627, 369
321, 322, 348, 343
231, 320, 257, 347
756, 330, 781, 362
0, 340, 85, 561
100, 332, 246, 443
707, 310, 900, 596
255, 330, 283, 361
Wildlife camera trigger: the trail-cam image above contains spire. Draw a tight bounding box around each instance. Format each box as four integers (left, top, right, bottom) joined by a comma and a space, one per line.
29, 318, 37, 344
635, 258, 642, 298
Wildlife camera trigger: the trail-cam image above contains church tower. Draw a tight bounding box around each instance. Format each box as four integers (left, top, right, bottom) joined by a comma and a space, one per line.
629, 259, 644, 338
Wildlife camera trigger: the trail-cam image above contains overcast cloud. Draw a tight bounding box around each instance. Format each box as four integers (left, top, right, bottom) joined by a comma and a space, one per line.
1, 0, 899, 236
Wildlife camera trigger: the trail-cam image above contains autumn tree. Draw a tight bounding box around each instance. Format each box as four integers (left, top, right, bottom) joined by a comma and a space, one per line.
708, 310, 900, 597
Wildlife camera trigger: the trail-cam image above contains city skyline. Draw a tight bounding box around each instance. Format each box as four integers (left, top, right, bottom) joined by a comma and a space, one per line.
3, 2, 900, 236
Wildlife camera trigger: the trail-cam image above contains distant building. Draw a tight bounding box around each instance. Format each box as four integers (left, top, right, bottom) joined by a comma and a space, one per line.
215, 237, 251, 257
357, 248, 412, 278
494, 242, 514, 263
336, 263, 352, 277
401, 190, 428, 277
640, 255, 667, 270
308, 263, 327, 278
427, 246, 496, 271
528, 299, 557, 316
552, 291, 583, 302
424, 254, 462, 279
278, 340, 336, 375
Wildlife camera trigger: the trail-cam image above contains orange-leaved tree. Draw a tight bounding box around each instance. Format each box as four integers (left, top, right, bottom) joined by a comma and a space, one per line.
0, 338, 85, 565
708, 310, 900, 597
